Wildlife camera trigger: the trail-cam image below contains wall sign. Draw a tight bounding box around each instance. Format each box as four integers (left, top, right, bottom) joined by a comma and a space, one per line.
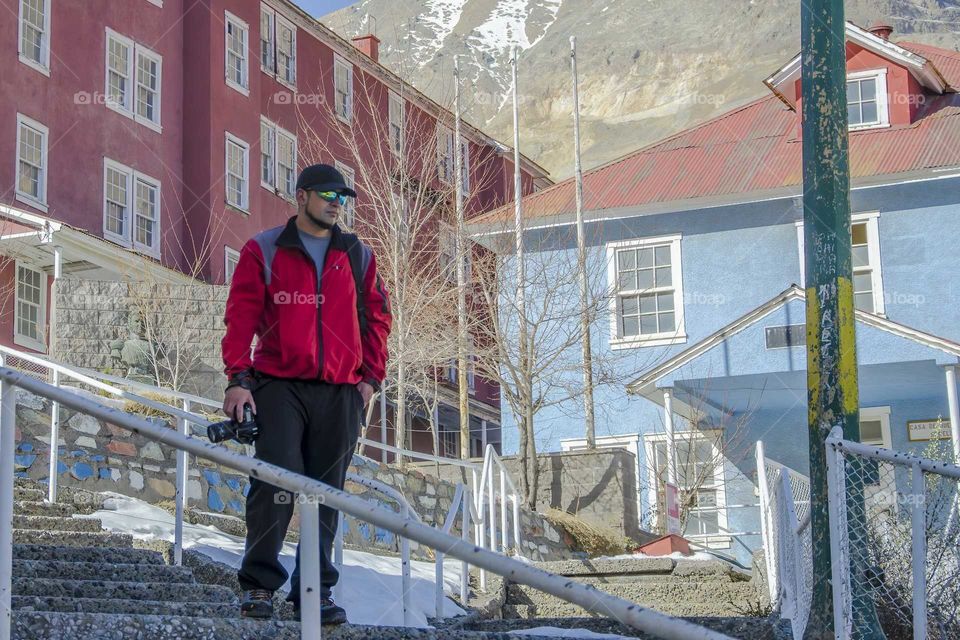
907, 420, 952, 442
765, 324, 806, 349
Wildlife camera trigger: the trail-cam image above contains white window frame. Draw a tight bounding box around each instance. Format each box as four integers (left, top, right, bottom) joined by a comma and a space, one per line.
388, 91, 404, 157
18, 0, 51, 76
335, 161, 355, 227
225, 133, 250, 212
847, 69, 890, 131
334, 54, 353, 124
146, 0, 163, 6
15, 113, 49, 212
224, 246, 241, 283
436, 125, 454, 183
13, 260, 47, 352
224, 11, 250, 96
260, 5, 275, 73
796, 211, 884, 315
643, 430, 729, 549
259, 118, 297, 200
860, 406, 892, 447
104, 28, 162, 132
102, 158, 161, 256
607, 234, 686, 349
274, 12, 297, 88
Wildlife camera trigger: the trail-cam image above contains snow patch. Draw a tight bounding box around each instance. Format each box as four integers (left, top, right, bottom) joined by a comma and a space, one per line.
86, 492, 466, 627
508, 628, 633, 639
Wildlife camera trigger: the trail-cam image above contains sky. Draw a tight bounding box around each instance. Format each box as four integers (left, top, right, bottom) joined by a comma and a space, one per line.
294, 0, 357, 18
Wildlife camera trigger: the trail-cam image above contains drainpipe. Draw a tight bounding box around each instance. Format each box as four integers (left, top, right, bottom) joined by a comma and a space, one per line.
945, 365, 960, 462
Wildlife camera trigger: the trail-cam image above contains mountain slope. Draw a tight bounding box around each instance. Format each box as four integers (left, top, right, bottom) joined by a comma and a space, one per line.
325, 0, 960, 180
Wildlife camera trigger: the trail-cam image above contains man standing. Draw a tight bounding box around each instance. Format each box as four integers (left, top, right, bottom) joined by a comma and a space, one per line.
221, 164, 391, 623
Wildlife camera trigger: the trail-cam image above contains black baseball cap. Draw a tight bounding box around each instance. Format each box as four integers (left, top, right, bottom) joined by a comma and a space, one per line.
295, 163, 357, 197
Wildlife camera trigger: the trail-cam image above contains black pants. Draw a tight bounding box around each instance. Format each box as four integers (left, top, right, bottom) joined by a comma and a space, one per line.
237, 376, 362, 601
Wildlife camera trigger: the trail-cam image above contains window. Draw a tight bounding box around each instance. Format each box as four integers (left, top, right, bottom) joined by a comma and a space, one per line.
644, 431, 728, 547
225, 133, 250, 211
440, 427, 460, 459
16, 114, 48, 210
105, 29, 162, 130
225, 11, 249, 95
447, 335, 476, 394
260, 118, 297, 200
436, 126, 454, 183
260, 6, 295, 85
439, 222, 472, 283
14, 262, 46, 351
19, 0, 50, 74
224, 246, 240, 283
334, 55, 353, 123
607, 235, 686, 348
388, 91, 403, 156
860, 407, 895, 510
796, 212, 884, 314
335, 161, 355, 227
847, 69, 889, 130
102, 158, 160, 254
260, 7, 275, 72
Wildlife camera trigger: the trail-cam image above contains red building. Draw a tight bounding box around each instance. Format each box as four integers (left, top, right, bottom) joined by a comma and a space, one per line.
0, 0, 551, 458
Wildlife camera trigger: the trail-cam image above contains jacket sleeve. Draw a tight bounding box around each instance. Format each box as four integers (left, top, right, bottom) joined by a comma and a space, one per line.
359, 250, 392, 387
222, 240, 267, 377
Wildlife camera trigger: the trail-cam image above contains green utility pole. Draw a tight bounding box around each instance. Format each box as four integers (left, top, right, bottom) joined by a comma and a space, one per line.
801, 2, 885, 638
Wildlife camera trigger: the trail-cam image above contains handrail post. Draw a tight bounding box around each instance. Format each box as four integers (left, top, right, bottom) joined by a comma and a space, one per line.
511, 494, 521, 552
825, 427, 850, 638
174, 399, 190, 566
47, 369, 60, 503
461, 487, 470, 604
487, 457, 496, 553
334, 512, 344, 570
910, 462, 927, 640
499, 467, 508, 551
300, 499, 322, 638
1, 378, 16, 640
400, 503, 411, 626
435, 548, 444, 620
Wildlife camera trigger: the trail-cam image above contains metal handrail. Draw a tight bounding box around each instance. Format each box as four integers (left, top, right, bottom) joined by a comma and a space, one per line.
0, 366, 733, 640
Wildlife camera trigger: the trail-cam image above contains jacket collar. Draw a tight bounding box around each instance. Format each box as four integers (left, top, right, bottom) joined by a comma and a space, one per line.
275, 215, 346, 251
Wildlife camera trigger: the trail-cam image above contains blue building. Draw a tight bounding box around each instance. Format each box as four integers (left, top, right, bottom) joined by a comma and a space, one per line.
470, 22, 960, 563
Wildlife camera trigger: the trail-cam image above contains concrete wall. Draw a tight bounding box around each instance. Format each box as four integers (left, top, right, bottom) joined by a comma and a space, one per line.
413, 448, 648, 543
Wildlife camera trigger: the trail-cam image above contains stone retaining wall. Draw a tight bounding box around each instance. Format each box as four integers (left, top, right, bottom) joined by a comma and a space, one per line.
11, 387, 572, 561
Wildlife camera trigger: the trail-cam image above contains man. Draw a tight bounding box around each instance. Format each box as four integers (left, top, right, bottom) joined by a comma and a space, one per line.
221, 163, 391, 623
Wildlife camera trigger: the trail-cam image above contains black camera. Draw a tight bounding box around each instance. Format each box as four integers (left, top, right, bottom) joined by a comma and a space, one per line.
207, 404, 259, 445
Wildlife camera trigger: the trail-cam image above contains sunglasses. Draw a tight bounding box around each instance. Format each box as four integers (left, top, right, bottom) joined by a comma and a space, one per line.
311, 190, 348, 206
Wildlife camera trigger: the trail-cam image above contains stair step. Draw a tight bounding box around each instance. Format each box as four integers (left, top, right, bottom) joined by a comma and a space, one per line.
13, 560, 195, 584
464, 616, 786, 640
12, 530, 133, 548
503, 595, 755, 619
13, 515, 102, 532
14, 501, 80, 517
13, 544, 164, 565
12, 596, 237, 618
12, 577, 237, 604
11, 611, 302, 640
507, 580, 761, 607
14, 487, 45, 502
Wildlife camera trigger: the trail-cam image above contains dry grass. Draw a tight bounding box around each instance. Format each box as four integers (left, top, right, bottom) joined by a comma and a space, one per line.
542, 508, 632, 558
121, 391, 180, 418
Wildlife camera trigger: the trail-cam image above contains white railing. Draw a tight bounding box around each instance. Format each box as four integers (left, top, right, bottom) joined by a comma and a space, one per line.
756, 441, 812, 640
0, 364, 735, 640
825, 426, 960, 640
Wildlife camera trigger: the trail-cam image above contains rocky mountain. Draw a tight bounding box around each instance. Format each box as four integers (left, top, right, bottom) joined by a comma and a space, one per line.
325, 0, 960, 180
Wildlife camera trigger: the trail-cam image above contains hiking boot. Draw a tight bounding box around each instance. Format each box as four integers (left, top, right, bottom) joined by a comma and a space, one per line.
240, 589, 274, 619
291, 598, 347, 625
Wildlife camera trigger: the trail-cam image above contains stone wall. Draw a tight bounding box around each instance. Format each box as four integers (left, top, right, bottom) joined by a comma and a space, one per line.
54, 279, 228, 398
11, 387, 572, 561
413, 448, 646, 542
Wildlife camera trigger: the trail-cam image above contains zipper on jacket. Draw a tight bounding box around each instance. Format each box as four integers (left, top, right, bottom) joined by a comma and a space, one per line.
291, 240, 327, 380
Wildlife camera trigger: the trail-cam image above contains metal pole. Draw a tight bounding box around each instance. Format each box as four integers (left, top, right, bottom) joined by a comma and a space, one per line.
380, 389, 388, 464
454, 55, 471, 460
0, 377, 15, 640
435, 549, 444, 619
460, 487, 470, 604
945, 365, 960, 462
512, 494, 521, 551
300, 500, 322, 638
488, 460, 497, 553
754, 442, 778, 604
800, 2, 882, 636
47, 368, 60, 503
48, 246, 61, 360
570, 36, 596, 449
400, 503, 411, 626
663, 389, 677, 486
825, 428, 850, 638
334, 512, 344, 569
499, 467, 508, 551
480, 419, 487, 456
910, 462, 927, 640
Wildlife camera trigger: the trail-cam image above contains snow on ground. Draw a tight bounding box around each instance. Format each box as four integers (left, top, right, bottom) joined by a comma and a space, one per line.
507, 628, 632, 639
85, 492, 465, 627
593, 551, 716, 562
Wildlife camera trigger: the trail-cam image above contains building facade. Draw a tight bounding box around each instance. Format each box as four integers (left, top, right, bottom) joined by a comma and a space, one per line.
470, 22, 960, 562
2, 0, 551, 459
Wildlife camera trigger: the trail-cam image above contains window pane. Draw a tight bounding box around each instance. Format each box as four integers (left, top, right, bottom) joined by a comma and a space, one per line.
659, 311, 675, 333
637, 248, 653, 269
260, 11, 273, 68
852, 245, 870, 269
855, 292, 874, 313
851, 223, 868, 246
618, 249, 636, 270
636, 268, 654, 290
640, 314, 658, 335
848, 103, 861, 126
260, 123, 274, 185
638, 294, 656, 314
618, 271, 637, 291
658, 292, 674, 312
861, 101, 878, 124
136, 54, 158, 122
105, 167, 128, 236
846, 80, 860, 103
21, 0, 45, 64
655, 266, 672, 287
108, 38, 130, 107
861, 78, 876, 101
860, 419, 884, 444
622, 316, 639, 337
853, 272, 873, 294
654, 245, 671, 266
621, 296, 638, 317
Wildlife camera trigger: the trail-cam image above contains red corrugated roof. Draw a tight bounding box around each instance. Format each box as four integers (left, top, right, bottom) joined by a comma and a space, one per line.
473, 42, 960, 227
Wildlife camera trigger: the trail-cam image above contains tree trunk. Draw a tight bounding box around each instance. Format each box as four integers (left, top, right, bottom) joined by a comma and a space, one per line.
525, 390, 538, 510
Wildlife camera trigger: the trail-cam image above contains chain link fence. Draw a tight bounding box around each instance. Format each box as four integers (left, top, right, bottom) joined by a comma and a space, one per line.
826, 426, 960, 640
